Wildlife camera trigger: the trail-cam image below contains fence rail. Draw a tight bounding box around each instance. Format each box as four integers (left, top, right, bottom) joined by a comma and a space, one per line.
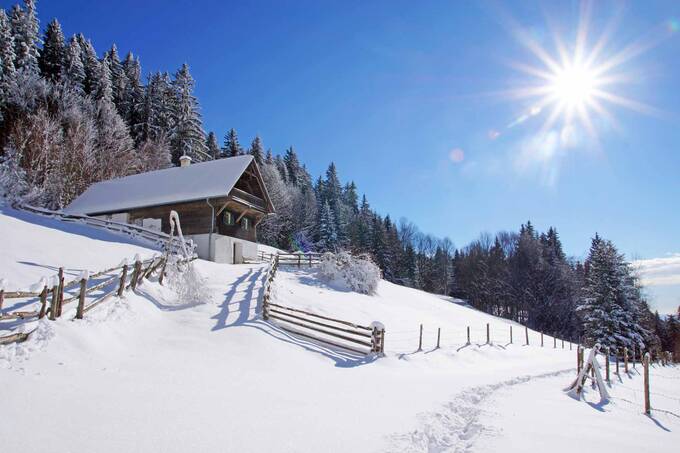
18, 204, 195, 256
257, 251, 322, 267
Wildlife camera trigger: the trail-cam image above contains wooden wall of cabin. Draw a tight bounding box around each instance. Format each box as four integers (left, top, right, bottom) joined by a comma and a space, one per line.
126, 198, 228, 236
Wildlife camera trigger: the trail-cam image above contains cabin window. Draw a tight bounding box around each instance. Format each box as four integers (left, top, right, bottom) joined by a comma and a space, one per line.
241, 217, 249, 231
223, 210, 234, 226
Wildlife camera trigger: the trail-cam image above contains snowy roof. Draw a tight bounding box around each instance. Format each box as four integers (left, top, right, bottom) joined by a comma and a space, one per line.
65, 155, 258, 215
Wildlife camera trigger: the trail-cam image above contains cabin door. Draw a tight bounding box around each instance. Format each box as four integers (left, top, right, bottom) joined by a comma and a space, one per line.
233, 242, 244, 264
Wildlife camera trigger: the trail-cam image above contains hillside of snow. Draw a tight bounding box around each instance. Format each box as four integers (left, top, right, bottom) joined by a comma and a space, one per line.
0, 204, 159, 293
1, 210, 679, 453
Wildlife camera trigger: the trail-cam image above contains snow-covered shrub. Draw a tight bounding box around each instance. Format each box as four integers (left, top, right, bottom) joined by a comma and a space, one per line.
163, 257, 210, 306
319, 251, 381, 295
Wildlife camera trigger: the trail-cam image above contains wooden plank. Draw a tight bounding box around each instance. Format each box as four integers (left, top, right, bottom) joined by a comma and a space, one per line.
0, 331, 30, 345
0, 311, 40, 320
268, 313, 373, 348
82, 289, 118, 314
268, 308, 372, 338
274, 323, 369, 355
267, 302, 372, 331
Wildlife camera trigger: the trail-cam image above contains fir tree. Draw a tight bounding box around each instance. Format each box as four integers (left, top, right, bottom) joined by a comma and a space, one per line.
0, 9, 16, 114
206, 131, 220, 159
318, 201, 338, 252
221, 128, 242, 157
61, 36, 84, 93
76, 34, 98, 95
38, 18, 64, 82
283, 147, 302, 185
121, 52, 144, 143
10, 1, 39, 74
170, 63, 207, 163
248, 134, 264, 164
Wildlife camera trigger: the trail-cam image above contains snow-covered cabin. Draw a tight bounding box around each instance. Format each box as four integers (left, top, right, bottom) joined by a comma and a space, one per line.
64, 155, 275, 264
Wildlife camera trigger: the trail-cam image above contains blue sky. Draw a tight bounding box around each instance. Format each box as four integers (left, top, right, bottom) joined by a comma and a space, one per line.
9, 0, 679, 313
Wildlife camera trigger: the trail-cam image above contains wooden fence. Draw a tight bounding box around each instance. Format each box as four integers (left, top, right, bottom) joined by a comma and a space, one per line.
257, 251, 322, 267
19, 204, 195, 256
0, 254, 176, 346
261, 254, 384, 355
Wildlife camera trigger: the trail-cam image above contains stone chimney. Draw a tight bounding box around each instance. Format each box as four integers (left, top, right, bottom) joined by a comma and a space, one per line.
179, 155, 192, 168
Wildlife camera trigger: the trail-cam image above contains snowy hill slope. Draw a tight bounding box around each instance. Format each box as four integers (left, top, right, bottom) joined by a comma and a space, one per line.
0, 204, 158, 293
1, 210, 679, 453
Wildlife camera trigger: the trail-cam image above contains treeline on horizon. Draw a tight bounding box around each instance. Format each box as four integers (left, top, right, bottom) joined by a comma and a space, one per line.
0, 1, 677, 358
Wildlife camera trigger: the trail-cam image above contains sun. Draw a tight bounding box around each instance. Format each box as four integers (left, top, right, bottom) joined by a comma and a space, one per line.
549, 63, 598, 108
500, 1, 667, 139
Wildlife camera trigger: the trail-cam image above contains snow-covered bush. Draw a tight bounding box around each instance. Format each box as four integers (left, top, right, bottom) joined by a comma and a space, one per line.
163, 257, 210, 306
319, 251, 381, 295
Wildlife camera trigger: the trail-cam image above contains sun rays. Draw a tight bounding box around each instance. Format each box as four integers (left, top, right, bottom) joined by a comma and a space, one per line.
502, 1, 672, 141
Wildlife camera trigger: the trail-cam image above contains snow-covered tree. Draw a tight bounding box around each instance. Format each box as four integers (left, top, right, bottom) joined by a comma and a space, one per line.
62, 36, 85, 93
10, 1, 39, 74
318, 201, 338, 252
205, 131, 220, 159
248, 134, 264, 164
38, 18, 64, 82
170, 63, 207, 164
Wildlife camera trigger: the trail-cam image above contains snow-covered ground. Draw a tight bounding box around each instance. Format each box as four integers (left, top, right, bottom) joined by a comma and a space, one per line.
1, 209, 679, 452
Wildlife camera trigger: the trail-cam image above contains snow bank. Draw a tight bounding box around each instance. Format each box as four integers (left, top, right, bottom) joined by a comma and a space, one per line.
319, 251, 381, 295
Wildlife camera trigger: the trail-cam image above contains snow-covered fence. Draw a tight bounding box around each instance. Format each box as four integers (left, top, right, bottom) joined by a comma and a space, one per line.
18, 204, 196, 257
257, 251, 323, 267
261, 254, 385, 355
0, 254, 188, 346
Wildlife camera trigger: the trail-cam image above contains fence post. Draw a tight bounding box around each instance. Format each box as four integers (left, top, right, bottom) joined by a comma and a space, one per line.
371, 322, 385, 355
605, 347, 610, 384
417, 324, 423, 351
615, 348, 620, 375
541, 332, 544, 347
38, 285, 48, 319
130, 257, 142, 291
525, 326, 529, 345
570, 339, 572, 350
510, 326, 513, 344
309, 254, 312, 267
643, 352, 651, 415
467, 326, 470, 344
297, 254, 301, 268
632, 346, 636, 369
554, 336, 557, 349
76, 272, 88, 319
624, 347, 629, 373
577, 346, 581, 374
436, 327, 441, 349
0, 289, 3, 312
56, 267, 65, 317
561, 339, 564, 349
118, 263, 128, 297
486, 323, 490, 344
49, 277, 59, 321
159, 256, 168, 286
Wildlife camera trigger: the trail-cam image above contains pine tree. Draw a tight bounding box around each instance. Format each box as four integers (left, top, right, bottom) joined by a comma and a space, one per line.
221, 128, 242, 157
579, 235, 640, 350
76, 34, 98, 95
62, 36, 85, 93
38, 18, 64, 82
206, 131, 220, 159
0, 9, 16, 115
170, 63, 207, 164
10, 1, 39, 74
121, 52, 144, 143
283, 147, 302, 185
105, 44, 128, 118
92, 56, 112, 103
318, 201, 338, 252
248, 135, 264, 164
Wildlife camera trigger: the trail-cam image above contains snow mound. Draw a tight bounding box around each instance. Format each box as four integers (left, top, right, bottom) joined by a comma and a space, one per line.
0, 319, 55, 370
319, 251, 380, 295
